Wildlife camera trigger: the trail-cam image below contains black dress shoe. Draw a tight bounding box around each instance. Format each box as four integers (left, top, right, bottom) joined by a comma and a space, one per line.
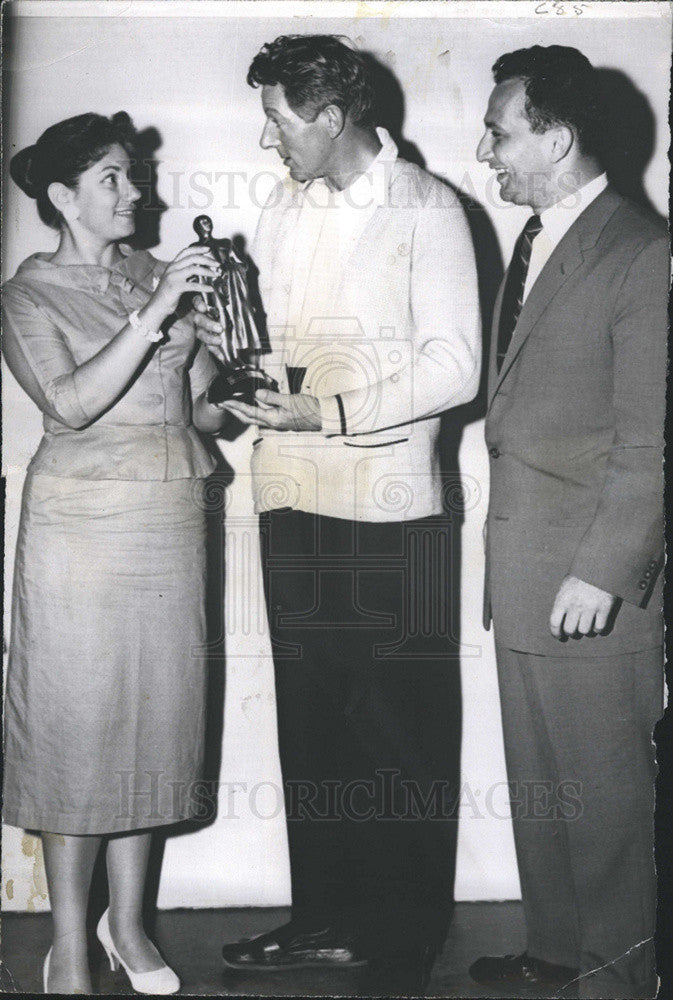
221, 921, 368, 971
469, 951, 578, 989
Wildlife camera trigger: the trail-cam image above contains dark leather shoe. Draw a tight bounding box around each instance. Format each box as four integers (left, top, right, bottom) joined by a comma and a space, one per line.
469, 951, 578, 989
221, 921, 368, 971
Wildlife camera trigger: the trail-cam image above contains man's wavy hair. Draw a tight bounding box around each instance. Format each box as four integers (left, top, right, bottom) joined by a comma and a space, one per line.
247, 34, 375, 126
493, 45, 606, 158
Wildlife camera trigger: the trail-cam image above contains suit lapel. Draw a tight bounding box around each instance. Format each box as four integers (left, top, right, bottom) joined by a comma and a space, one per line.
487, 281, 506, 402
488, 187, 624, 410
488, 229, 584, 406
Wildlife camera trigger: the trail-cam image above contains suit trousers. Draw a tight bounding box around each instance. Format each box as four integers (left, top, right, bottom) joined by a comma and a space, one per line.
495, 642, 662, 998
260, 508, 461, 953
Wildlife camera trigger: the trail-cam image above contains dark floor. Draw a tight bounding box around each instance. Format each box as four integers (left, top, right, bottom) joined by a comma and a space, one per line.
1, 902, 534, 997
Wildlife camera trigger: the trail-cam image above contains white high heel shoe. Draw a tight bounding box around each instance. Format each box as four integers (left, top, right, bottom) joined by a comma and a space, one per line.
43, 947, 52, 993
96, 909, 180, 995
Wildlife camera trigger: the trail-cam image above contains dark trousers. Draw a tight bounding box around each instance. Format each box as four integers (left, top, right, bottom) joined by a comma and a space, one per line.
495, 643, 662, 999
260, 508, 461, 953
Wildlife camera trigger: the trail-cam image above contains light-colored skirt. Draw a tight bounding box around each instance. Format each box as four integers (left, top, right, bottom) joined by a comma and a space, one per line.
3, 473, 209, 835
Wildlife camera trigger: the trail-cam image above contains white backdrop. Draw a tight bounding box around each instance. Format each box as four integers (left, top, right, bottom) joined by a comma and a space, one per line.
2, 0, 669, 912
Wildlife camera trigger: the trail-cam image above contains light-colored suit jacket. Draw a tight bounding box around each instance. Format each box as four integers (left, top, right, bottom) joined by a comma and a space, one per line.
250, 156, 481, 522
484, 187, 667, 656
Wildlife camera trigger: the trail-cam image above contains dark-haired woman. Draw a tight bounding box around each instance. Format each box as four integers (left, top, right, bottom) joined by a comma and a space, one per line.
2, 113, 227, 994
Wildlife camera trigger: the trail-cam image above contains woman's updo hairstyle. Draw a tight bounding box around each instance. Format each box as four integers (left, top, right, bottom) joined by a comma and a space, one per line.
9, 111, 136, 228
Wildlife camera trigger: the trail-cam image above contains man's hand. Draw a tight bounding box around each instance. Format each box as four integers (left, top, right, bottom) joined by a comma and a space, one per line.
192, 296, 226, 363
221, 390, 322, 432
549, 575, 617, 639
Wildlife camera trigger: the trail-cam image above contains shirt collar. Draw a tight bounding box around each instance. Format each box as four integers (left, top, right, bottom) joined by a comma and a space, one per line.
13, 244, 153, 294
301, 127, 398, 209
540, 173, 608, 247
345, 127, 398, 208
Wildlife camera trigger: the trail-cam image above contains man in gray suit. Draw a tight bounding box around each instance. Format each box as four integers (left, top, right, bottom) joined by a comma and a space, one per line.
471, 46, 667, 998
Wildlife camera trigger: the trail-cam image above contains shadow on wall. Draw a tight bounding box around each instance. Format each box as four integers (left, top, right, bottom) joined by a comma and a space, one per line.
130, 125, 168, 251
361, 51, 428, 170
596, 67, 664, 223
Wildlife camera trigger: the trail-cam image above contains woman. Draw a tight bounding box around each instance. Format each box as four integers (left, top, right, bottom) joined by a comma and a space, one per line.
2, 112, 227, 994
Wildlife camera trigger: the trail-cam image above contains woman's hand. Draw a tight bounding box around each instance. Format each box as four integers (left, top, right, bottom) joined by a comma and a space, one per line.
192, 296, 226, 363
142, 246, 219, 329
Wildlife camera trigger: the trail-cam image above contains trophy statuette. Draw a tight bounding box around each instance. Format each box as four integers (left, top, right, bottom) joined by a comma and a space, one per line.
191, 214, 277, 406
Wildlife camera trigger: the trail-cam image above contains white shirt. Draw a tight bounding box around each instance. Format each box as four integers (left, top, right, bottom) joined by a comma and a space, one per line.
282, 127, 395, 357
523, 173, 608, 301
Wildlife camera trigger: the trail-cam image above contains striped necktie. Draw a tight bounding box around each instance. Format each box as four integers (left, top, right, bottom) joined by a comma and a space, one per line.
496, 214, 543, 372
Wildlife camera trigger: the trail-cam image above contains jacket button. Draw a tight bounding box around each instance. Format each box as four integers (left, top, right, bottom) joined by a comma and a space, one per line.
644, 570, 652, 579
489, 447, 500, 459
638, 581, 647, 590
648, 560, 657, 569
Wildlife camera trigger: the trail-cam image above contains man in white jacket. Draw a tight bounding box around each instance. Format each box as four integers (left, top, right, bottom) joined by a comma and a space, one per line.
195, 33, 480, 990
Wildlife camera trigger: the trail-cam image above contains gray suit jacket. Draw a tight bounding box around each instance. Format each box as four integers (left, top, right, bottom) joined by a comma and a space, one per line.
484, 187, 668, 656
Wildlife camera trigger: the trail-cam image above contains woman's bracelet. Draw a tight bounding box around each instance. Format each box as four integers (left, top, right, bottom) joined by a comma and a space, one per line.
128, 309, 163, 343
